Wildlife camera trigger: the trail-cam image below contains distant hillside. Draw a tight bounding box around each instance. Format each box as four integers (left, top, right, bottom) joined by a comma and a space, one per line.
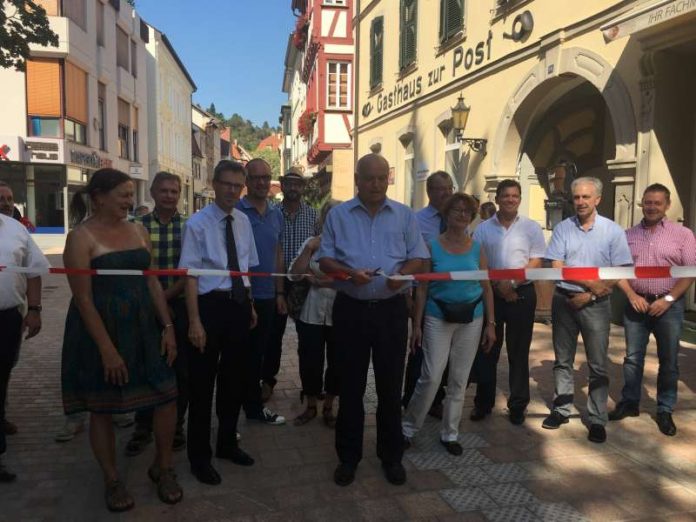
206, 103, 280, 151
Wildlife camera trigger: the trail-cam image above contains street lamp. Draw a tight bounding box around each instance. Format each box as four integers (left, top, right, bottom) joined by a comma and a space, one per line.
451, 94, 487, 154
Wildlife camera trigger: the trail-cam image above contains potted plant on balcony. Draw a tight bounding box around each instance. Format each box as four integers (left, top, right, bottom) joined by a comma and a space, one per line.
298, 109, 316, 142
292, 13, 309, 50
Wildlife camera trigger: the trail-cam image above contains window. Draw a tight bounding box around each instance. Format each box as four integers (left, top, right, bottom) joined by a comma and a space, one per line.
110, 0, 120, 11
97, 83, 106, 151
444, 126, 461, 189
439, 0, 464, 43
96, 2, 104, 46
63, 0, 86, 30
370, 17, 384, 90
64, 119, 86, 144
132, 107, 139, 162
116, 27, 129, 70
323, 0, 346, 4
327, 62, 350, 110
64, 62, 88, 141
400, 0, 418, 70
403, 139, 415, 207
130, 40, 137, 77
26, 59, 61, 117
29, 118, 61, 138
118, 98, 130, 160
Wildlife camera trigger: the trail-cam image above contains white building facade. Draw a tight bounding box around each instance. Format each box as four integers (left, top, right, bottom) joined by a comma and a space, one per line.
144, 24, 196, 215
0, 0, 149, 250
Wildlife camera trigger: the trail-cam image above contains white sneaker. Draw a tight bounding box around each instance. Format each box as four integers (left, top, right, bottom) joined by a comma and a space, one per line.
54, 420, 85, 442
236, 431, 241, 441
257, 407, 286, 426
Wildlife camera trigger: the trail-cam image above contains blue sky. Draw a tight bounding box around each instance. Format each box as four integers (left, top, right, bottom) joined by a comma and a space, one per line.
136, 0, 296, 127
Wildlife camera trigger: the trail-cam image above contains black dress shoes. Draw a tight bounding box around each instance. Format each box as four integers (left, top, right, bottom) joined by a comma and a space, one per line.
588, 424, 607, 443
0, 462, 17, 483
469, 407, 490, 422
656, 412, 677, 436
334, 463, 356, 487
216, 447, 255, 466
542, 411, 569, 430
440, 440, 463, 456
382, 462, 406, 485
509, 409, 526, 425
191, 463, 222, 485
608, 402, 639, 421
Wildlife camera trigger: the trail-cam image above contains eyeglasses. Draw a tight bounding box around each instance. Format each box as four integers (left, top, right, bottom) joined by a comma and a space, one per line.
448, 207, 472, 216
215, 181, 245, 191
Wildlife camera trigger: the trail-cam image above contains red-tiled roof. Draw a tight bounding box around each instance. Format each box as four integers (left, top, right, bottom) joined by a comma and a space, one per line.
256, 134, 282, 151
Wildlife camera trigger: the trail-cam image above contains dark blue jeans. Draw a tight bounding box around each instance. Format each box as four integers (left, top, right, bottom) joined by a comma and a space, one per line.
620, 298, 684, 413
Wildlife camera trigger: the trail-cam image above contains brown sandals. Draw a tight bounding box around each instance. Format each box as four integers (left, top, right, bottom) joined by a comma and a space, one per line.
105, 479, 134, 512
294, 405, 318, 426
148, 466, 184, 505
322, 406, 337, 428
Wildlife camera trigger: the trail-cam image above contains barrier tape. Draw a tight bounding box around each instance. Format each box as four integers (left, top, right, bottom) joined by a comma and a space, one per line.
1, 266, 696, 281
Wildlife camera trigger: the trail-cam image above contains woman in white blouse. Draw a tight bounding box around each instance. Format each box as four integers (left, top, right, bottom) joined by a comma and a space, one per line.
289, 200, 341, 427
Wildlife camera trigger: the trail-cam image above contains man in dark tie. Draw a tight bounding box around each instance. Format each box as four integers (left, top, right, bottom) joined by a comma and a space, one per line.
179, 160, 259, 485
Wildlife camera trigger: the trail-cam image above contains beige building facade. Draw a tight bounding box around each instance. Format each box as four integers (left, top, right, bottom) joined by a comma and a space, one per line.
354, 0, 696, 310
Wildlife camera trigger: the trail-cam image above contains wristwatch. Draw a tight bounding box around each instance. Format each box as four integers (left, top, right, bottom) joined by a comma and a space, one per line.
28, 305, 42, 312
589, 294, 597, 302
664, 294, 675, 303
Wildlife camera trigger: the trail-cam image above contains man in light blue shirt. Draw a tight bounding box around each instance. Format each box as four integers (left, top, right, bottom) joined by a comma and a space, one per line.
319, 154, 428, 488
542, 176, 632, 444
179, 160, 259, 485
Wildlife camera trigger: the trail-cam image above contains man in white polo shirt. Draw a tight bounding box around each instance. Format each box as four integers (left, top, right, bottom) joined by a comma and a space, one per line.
0, 211, 50, 482
471, 180, 546, 425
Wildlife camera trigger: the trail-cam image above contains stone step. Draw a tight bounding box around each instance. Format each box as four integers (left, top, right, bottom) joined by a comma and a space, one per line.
683, 319, 696, 344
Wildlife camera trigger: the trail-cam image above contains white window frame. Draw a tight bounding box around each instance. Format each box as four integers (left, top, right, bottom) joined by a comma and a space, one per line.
323, 0, 346, 5
326, 61, 351, 110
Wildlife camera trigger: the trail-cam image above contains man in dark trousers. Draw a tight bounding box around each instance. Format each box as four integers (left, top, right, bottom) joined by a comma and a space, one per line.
319, 154, 428, 487
179, 160, 258, 485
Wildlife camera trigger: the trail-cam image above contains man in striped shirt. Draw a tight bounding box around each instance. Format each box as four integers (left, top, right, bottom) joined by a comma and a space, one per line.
610, 184, 696, 436
126, 172, 189, 455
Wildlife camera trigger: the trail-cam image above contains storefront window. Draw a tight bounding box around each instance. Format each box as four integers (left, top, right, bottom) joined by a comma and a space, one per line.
0, 163, 66, 233
64, 119, 87, 144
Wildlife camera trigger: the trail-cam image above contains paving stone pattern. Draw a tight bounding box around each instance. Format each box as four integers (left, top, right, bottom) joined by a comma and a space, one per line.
1, 255, 696, 520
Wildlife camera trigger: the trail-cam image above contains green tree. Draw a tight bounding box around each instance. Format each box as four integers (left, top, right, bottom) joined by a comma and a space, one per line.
1, 0, 59, 71
126, 0, 135, 5
252, 147, 281, 180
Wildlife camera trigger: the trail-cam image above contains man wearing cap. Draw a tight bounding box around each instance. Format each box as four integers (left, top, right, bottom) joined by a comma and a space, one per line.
610, 183, 696, 436
319, 153, 429, 487
262, 167, 317, 401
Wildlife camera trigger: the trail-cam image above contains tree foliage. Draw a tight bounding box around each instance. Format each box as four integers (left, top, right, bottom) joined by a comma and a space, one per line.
0, 0, 59, 71
205, 103, 280, 151
252, 147, 281, 180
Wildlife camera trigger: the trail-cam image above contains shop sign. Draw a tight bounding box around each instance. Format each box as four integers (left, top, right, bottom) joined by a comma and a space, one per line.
26, 138, 64, 163
361, 31, 494, 121
0, 136, 23, 161
602, 0, 696, 41
129, 164, 144, 177
69, 149, 112, 169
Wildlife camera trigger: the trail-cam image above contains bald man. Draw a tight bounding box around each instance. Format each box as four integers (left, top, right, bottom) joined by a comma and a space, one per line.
319, 154, 429, 487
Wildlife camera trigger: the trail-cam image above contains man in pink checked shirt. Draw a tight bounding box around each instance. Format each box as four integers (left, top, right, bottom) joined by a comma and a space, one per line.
610, 184, 696, 436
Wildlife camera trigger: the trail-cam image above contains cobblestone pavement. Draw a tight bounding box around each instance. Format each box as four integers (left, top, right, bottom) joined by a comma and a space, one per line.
2, 256, 696, 521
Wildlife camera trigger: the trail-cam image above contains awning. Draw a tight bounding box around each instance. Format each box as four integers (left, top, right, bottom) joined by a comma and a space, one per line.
601, 0, 696, 41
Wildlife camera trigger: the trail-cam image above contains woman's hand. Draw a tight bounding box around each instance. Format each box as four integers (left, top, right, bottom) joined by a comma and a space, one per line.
250, 304, 258, 329
188, 319, 207, 352
101, 348, 129, 385
410, 325, 422, 354
481, 324, 496, 353
161, 328, 177, 366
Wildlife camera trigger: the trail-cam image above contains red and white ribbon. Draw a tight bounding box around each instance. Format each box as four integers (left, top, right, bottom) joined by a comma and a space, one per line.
1, 266, 695, 280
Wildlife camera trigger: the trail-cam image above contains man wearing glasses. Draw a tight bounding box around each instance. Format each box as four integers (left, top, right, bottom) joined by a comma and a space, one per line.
179, 160, 258, 485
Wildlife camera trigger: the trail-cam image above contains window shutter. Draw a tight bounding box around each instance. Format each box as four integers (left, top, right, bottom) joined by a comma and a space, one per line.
63, 0, 86, 30
65, 61, 87, 124
140, 19, 150, 43
26, 59, 62, 117
400, 0, 417, 70
440, 0, 463, 42
118, 98, 130, 126
370, 17, 383, 89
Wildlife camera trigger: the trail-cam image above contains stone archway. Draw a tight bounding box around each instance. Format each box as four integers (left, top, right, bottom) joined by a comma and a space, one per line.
489, 47, 638, 228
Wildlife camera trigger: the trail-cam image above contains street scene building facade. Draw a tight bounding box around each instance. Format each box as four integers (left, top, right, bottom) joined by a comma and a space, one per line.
0, 0, 149, 249
352, 0, 696, 311
191, 104, 220, 211
282, 0, 355, 200
144, 22, 196, 215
